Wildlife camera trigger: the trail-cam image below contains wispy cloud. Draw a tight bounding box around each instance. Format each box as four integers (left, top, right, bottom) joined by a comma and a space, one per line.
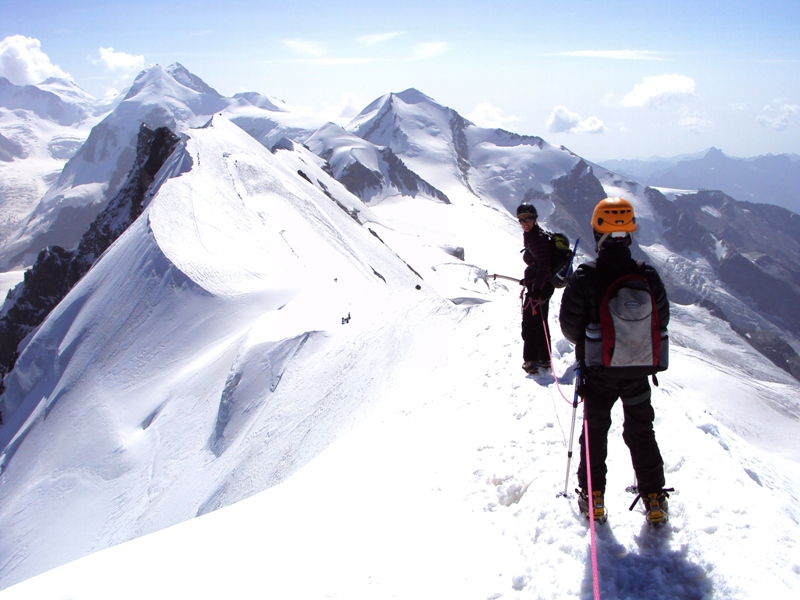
0, 35, 70, 84
678, 108, 714, 134
558, 50, 666, 61
757, 100, 800, 131
281, 38, 378, 65
305, 57, 377, 65
546, 106, 606, 134
356, 32, 403, 46
282, 39, 327, 57
412, 42, 450, 60
622, 74, 696, 107
467, 102, 521, 131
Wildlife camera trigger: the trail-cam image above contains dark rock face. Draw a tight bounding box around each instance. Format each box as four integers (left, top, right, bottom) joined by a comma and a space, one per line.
649, 188, 800, 378
0, 246, 73, 375
0, 132, 25, 162
448, 110, 472, 184
380, 148, 450, 203
549, 160, 608, 245
0, 124, 180, 388
670, 191, 800, 326
335, 146, 450, 205
337, 160, 384, 199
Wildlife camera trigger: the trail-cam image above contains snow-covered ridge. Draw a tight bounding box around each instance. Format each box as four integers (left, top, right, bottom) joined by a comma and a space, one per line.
0, 115, 434, 588
0, 63, 799, 598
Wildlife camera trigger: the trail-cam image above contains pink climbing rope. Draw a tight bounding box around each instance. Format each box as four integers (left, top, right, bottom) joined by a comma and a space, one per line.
584, 416, 602, 600
531, 297, 574, 405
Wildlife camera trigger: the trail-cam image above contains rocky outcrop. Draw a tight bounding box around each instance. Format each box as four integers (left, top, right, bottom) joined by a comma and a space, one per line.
333, 146, 449, 205
549, 159, 608, 245
0, 124, 180, 388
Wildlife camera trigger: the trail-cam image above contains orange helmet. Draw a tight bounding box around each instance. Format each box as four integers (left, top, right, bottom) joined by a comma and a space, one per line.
591, 197, 637, 233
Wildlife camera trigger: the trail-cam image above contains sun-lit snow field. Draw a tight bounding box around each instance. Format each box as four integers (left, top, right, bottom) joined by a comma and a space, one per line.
0, 114, 798, 599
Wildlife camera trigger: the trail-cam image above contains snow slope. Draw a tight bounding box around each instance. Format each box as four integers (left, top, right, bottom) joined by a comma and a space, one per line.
0, 116, 429, 587
1, 283, 798, 599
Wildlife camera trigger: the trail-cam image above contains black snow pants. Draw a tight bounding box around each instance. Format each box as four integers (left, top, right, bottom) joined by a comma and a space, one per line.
576, 372, 665, 496
521, 285, 554, 363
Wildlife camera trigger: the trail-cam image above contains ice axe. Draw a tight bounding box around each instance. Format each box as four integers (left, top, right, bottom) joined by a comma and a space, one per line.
472, 269, 521, 288
491, 273, 521, 284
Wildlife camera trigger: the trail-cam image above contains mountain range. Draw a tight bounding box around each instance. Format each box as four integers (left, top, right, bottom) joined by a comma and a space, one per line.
599, 148, 800, 214
0, 63, 799, 595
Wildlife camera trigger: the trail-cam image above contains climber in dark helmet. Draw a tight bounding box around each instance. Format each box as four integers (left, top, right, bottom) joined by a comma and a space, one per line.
516, 203, 554, 376
559, 197, 672, 526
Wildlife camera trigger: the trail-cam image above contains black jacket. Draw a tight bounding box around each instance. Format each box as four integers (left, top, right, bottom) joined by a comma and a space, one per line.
522, 225, 553, 296
559, 246, 669, 363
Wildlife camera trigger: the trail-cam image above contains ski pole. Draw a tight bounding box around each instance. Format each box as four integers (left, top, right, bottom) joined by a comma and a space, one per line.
557, 366, 581, 498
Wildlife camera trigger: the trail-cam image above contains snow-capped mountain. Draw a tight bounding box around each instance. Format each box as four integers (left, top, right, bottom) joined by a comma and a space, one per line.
0, 64, 799, 598
0, 78, 110, 270
0, 64, 227, 269
305, 121, 450, 205
600, 148, 800, 214
0, 64, 328, 271
0, 77, 103, 127
346, 89, 580, 215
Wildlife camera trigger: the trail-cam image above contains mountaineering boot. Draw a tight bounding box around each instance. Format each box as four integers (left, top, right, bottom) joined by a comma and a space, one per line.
539, 360, 551, 370
644, 491, 669, 526
522, 361, 539, 374
577, 489, 607, 523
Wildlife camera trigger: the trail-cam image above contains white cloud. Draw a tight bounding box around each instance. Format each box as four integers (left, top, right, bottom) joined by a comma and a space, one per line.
356, 32, 403, 45
328, 92, 368, 119
97, 47, 144, 72
757, 101, 800, 131
282, 39, 327, 57
0, 35, 70, 85
546, 105, 606, 134
282, 91, 368, 125
622, 74, 696, 107
412, 42, 450, 60
467, 102, 521, 131
558, 50, 665, 61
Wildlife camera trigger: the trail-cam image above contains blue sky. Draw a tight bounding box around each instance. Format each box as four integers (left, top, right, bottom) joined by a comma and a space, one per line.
1, 0, 798, 161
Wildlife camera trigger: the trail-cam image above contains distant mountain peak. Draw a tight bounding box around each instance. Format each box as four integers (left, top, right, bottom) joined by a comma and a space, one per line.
393, 88, 436, 105
166, 63, 222, 97
704, 147, 728, 159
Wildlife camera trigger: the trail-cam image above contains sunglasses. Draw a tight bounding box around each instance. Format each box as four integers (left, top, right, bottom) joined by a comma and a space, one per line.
518, 216, 535, 224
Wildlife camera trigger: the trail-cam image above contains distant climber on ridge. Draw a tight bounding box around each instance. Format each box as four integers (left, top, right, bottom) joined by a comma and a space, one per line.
516, 203, 554, 376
